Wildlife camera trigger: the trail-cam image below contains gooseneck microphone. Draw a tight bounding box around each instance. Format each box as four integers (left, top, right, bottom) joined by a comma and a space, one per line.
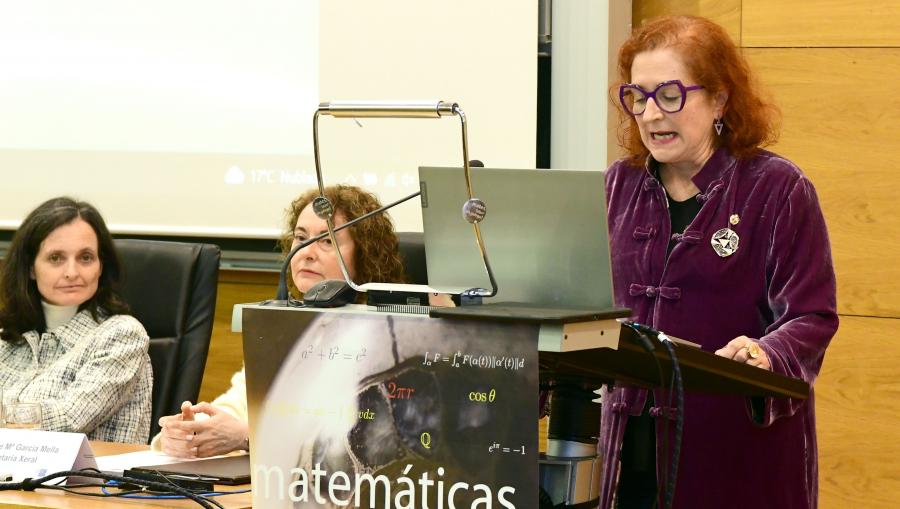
313, 100, 498, 299
263, 159, 487, 307
264, 189, 424, 306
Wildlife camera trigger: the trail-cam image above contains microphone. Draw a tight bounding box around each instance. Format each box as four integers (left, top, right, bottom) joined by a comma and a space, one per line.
262, 190, 423, 306
263, 159, 487, 307
312, 100, 498, 299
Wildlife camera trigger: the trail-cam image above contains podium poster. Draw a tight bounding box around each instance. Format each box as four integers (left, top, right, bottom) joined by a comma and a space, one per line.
243, 308, 538, 508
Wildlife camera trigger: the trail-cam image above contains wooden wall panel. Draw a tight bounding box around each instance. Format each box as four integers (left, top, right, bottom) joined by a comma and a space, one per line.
745, 48, 900, 317
816, 316, 900, 509
632, 0, 741, 44
743, 0, 900, 48
197, 270, 278, 402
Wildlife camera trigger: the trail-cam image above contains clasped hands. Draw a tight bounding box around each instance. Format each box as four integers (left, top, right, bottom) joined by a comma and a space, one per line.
158, 401, 249, 458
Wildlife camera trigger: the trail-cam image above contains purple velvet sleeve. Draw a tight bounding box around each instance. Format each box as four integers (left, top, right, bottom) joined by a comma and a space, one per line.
756, 176, 839, 426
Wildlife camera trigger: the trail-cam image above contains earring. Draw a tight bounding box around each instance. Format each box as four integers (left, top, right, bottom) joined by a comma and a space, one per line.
714, 118, 724, 136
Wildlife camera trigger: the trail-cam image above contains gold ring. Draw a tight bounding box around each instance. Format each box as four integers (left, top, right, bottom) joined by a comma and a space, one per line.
746, 342, 761, 360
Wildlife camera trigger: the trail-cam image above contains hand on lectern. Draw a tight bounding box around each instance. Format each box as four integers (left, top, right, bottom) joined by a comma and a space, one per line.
715, 336, 772, 370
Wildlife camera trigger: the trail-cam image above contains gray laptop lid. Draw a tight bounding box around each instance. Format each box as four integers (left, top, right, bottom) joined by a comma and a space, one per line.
419, 166, 614, 309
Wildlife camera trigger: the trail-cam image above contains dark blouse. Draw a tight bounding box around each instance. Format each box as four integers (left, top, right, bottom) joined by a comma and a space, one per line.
617, 168, 703, 509
665, 192, 703, 254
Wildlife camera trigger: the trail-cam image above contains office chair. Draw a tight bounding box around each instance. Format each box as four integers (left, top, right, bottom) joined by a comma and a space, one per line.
114, 239, 221, 442
397, 232, 427, 285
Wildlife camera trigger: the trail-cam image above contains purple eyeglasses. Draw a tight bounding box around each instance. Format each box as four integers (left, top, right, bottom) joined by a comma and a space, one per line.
619, 80, 705, 115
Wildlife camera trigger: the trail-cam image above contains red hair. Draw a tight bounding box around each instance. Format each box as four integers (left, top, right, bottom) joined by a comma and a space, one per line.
614, 15, 779, 163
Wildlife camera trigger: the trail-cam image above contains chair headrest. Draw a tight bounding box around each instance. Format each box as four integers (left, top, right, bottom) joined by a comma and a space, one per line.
114, 239, 218, 337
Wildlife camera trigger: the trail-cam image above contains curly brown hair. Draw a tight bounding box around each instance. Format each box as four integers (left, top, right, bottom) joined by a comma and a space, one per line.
614, 15, 780, 163
278, 185, 406, 294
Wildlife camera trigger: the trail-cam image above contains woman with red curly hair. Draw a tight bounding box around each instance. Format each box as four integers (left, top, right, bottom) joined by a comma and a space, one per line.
602, 16, 837, 509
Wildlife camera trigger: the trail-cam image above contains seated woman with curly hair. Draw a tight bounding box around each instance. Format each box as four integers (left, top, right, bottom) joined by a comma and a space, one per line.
152, 184, 406, 457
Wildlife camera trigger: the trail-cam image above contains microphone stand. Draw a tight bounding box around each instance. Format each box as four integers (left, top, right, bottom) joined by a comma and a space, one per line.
261, 190, 423, 306
312, 100, 499, 298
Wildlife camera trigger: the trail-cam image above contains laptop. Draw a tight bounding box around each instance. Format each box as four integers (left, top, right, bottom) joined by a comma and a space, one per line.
417, 166, 627, 322
126, 454, 251, 486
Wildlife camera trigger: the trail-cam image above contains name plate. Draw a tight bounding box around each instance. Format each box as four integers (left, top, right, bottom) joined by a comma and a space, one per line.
0, 428, 96, 483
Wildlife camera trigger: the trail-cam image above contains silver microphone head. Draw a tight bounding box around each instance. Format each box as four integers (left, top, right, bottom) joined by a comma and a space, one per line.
313, 196, 334, 220
462, 198, 486, 224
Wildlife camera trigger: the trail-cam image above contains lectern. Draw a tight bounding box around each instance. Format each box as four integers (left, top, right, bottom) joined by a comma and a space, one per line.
235, 303, 808, 509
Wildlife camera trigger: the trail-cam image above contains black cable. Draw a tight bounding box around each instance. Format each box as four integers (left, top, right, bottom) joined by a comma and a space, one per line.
626, 321, 685, 509
624, 321, 667, 509
657, 336, 683, 509
100, 482, 248, 502
0, 470, 223, 509
75, 467, 226, 501
42, 484, 143, 498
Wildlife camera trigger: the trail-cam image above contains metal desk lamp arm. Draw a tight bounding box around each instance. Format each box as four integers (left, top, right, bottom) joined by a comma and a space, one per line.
311, 100, 498, 297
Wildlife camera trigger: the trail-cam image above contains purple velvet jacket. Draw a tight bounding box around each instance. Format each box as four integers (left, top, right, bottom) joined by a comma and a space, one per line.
600, 148, 838, 509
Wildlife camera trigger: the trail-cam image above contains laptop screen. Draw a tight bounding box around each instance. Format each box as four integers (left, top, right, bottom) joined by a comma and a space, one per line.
418, 166, 614, 309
